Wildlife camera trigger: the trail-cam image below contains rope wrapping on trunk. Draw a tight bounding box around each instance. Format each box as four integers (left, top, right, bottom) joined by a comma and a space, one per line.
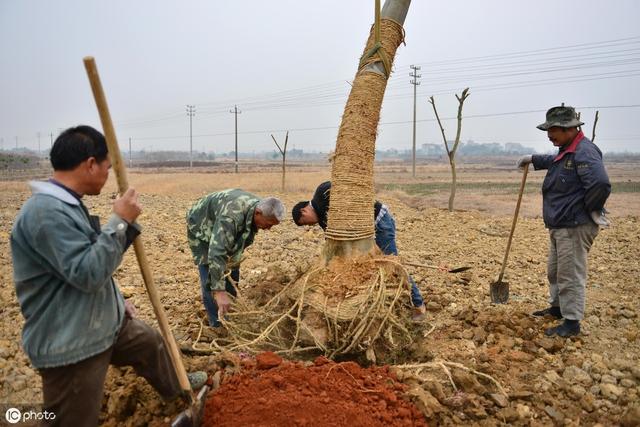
326, 18, 404, 241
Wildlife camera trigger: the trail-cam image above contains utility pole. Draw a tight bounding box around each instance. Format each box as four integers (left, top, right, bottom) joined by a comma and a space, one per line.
129, 137, 132, 168
15, 136, 18, 150
0, 137, 4, 151
230, 105, 241, 173
410, 65, 421, 178
37, 132, 41, 156
186, 105, 196, 169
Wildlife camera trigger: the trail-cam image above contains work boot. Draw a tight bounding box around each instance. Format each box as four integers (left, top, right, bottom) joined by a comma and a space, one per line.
187, 371, 208, 390
544, 320, 580, 337
532, 306, 562, 319
412, 304, 427, 322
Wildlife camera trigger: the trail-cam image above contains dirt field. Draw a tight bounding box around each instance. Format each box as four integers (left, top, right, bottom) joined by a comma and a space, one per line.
1, 162, 639, 426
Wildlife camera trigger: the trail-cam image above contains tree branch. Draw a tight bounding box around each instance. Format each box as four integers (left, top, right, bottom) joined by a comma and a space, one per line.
428, 96, 450, 156
271, 134, 284, 155
591, 110, 599, 143
451, 88, 470, 158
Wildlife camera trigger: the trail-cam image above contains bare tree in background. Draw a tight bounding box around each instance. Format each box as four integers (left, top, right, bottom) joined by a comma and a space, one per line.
591, 110, 600, 143
271, 131, 289, 191
428, 87, 470, 212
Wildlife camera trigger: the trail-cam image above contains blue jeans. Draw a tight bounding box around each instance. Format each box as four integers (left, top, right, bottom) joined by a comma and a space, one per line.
198, 265, 239, 327
375, 211, 424, 308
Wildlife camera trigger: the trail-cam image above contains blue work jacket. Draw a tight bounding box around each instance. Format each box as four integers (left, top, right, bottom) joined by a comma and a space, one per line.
532, 132, 610, 229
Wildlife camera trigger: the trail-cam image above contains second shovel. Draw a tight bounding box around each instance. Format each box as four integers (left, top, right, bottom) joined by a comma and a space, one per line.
490, 163, 529, 304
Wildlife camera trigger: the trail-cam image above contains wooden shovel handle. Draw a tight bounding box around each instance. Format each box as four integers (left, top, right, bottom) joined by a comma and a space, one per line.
83, 57, 191, 397
497, 163, 529, 283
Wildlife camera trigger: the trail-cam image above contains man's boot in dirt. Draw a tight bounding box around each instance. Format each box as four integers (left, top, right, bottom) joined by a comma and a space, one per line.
544, 319, 580, 337
412, 304, 427, 322
187, 371, 208, 390
532, 306, 562, 319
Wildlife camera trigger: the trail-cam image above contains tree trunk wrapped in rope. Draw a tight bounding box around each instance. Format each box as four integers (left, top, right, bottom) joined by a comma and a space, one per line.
325, 0, 410, 260
189, 1, 415, 360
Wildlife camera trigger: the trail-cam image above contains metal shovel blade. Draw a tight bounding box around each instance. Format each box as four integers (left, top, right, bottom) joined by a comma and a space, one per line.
403, 262, 472, 273
490, 279, 509, 304
448, 266, 472, 273
171, 385, 210, 427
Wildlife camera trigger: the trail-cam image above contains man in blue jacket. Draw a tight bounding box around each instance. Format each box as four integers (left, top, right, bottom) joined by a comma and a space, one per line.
517, 106, 610, 337
10, 126, 203, 426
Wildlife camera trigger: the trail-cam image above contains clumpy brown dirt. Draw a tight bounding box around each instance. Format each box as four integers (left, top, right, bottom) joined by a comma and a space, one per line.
203, 352, 426, 427
1, 168, 639, 426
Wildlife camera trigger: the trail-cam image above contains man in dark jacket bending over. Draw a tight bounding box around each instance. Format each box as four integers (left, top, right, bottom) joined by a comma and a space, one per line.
292, 181, 427, 321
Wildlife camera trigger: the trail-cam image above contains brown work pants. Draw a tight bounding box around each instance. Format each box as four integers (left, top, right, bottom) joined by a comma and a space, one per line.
39, 316, 181, 427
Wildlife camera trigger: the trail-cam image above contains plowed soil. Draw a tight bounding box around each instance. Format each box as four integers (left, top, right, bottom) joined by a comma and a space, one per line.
1, 165, 639, 426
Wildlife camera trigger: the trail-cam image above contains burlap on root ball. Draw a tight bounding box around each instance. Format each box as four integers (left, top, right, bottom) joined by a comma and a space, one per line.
197, 254, 415, 359
287, 254, 415, 358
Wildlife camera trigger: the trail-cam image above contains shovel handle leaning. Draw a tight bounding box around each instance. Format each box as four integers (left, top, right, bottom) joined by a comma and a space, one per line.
83, 57, 192, 398
496, 163, 529, 283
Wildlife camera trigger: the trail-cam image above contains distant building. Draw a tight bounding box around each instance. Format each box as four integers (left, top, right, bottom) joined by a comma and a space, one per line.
419, 143, 445, 156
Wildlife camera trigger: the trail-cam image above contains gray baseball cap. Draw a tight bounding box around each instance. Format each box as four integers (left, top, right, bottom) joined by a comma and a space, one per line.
536, 106, 584, 131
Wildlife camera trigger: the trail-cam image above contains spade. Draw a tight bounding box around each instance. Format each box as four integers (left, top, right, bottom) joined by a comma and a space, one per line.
491, 163, 529, 304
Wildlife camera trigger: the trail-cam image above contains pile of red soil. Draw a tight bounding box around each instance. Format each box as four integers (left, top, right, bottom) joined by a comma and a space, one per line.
203, 352, 427, 427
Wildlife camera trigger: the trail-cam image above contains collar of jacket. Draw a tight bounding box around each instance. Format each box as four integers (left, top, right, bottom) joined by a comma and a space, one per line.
554, 131, 584, 162
29, 181, 80, 205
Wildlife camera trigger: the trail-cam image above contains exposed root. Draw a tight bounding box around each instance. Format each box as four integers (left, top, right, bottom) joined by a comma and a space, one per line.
394, 360, 508, 398
182, 254, 416, 359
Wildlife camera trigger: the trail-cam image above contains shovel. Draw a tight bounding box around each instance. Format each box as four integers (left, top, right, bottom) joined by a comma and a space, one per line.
404, 262, 472, 273
490, 163, 529, 304
84, 57, 208, 426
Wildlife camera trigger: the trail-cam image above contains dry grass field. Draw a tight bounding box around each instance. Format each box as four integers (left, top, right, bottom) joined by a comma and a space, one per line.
1, 160, 639, 425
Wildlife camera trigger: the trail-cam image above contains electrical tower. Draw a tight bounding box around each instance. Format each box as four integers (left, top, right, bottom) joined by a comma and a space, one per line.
230, 105, 241, 173
186, 105, 196, 169
410, 65, 421, 177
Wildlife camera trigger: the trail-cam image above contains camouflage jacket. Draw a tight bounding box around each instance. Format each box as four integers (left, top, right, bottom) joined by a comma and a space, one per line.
186, 189, 260, 291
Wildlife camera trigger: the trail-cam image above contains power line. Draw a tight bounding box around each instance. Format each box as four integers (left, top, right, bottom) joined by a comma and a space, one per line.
125, 104, 640, 143
106, 37, 640, 129
396, 36, 640, 68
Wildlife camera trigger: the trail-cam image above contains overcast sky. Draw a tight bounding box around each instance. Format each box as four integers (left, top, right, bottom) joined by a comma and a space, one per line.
1, 0, 639, 155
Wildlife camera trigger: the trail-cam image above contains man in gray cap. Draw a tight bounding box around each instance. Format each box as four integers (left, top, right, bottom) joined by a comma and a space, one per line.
517, 106, 610, 337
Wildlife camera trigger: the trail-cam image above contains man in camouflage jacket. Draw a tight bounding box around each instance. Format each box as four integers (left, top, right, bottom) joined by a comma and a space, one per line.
186, 189, 284, 326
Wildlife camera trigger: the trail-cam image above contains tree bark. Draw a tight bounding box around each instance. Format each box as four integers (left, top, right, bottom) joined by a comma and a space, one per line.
448, 156, 457, 212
